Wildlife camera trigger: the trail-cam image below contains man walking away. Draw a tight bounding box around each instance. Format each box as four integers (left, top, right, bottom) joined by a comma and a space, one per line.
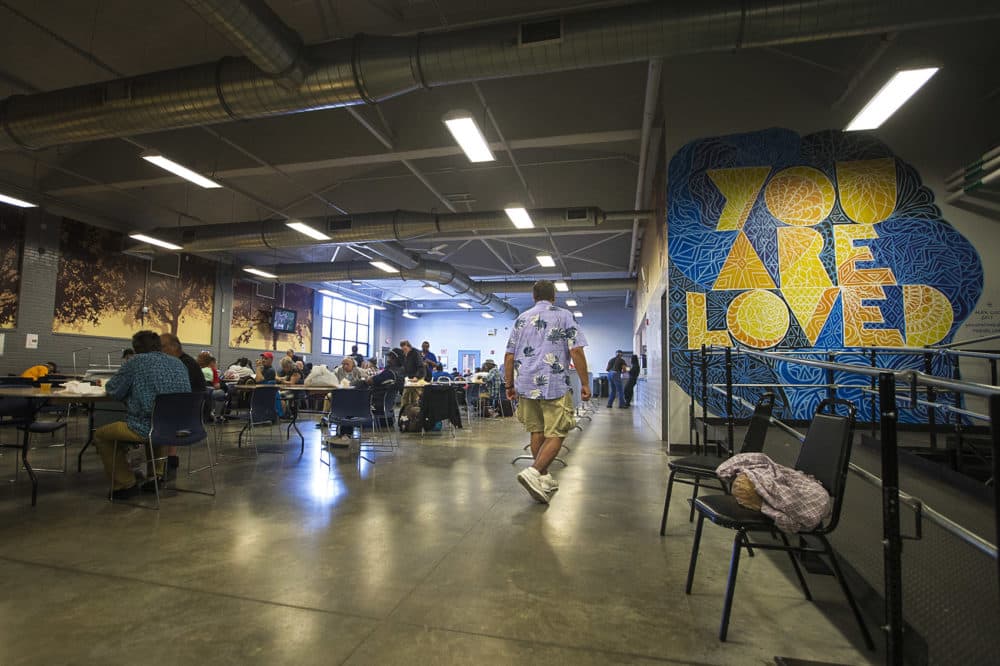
623, 353, 641, 407
606, 350, 627, 408
505, 279, 591, 504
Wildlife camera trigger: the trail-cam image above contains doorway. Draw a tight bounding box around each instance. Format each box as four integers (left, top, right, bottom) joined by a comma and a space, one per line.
458, 349, 481, 374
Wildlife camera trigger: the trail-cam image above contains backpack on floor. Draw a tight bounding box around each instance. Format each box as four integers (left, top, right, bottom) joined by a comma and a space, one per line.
398, 404, 423, 433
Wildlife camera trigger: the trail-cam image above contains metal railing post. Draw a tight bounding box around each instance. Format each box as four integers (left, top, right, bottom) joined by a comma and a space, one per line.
924, 352, 937, 449
870, 349, 878, 438
700, 344, 708, 451
725, 346, 734, 455
990, 395, 1000, 599
826, 351, 836, 403
879, 372, 904, 666
689, 349, 697, 452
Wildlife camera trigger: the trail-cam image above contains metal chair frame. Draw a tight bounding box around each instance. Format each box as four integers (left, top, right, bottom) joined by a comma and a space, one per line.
683, 398, 873, 650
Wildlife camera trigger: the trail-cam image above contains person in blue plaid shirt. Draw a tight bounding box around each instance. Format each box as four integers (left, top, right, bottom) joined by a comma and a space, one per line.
505, 280, 591, 503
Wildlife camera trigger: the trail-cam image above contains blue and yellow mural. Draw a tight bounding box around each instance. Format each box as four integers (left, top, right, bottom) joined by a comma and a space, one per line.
668, 129, 983, 422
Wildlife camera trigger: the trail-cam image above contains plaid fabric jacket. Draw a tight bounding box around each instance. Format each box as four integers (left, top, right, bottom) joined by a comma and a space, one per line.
716, 453, 832, 533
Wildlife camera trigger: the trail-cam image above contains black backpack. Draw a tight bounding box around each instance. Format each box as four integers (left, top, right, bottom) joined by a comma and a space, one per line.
398, 404, 423, 433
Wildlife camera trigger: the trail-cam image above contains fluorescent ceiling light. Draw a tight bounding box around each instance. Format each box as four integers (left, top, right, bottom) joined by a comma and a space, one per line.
443, 111, 495, 162
285, 220, 330, 241
402, 310, 419, 319
845, 67, 939, 131
537, 254, 556, 268
457, 302, 473, 309
369, 261, 399, 273
371, 304, 387, 311
505, 207, 534, 229
141, 153, 222, 189
129, 233, 182, 251
243, 267, 277, 279
0, 193, 37, 208
554, 281, 569, 292
573, 311, 583, 318
423, 285, 445, 295
566, 299, 577, 307
481, 312, 494, 319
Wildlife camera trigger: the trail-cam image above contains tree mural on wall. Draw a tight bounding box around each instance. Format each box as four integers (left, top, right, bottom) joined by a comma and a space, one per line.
0, 213, 24, 328
54, 218, 216, 343
54, 219, 144, 336
229, 280, 313, 351
144, 255, 216, 344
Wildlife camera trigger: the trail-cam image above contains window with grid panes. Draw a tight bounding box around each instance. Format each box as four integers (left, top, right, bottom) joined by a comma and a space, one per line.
320, 294, 372, 357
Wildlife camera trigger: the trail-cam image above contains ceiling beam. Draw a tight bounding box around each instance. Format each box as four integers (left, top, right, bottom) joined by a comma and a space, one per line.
44, 129, 641, 197
479, 239, 516, 274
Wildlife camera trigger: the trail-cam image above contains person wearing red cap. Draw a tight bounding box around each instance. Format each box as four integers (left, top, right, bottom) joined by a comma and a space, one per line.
256, 351, 276, 383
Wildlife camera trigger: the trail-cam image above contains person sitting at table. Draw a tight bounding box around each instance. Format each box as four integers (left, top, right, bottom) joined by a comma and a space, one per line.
333, 356, 365, 385
431, 363, 451, 381
255, 352, 276, 383
276, 357, 302, 385
22, 361, 57, 381
358, 359, 377, 378
95, 329, 191, 499
160, 333, 206, 473
223, 357, 253, 382
285, 348, 302, 364
197, 352, 228, 419
367, 348, 405, 428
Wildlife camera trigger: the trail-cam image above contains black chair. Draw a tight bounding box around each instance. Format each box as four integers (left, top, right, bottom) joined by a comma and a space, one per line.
660, 392, 775, 535
111, 392, 215, 509
684, 398, 873, 649
235, 385, 293, 456
0, 396, 39, 505
324, 388, 375, 464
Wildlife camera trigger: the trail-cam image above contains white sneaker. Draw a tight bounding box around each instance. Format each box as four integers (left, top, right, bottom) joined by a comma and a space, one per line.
540, 473, 559, 496
517, 467, 549, 504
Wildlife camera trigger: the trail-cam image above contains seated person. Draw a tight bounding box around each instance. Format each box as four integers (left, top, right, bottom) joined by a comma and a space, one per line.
94, 330, 191, 499
431, 363, 451, 381
223, 357, 253, 382
197, 352, 228, 419
255, 352, 276, 383
321, 357, 367, 415
364, 348, 405, 427
276, 357, 302, 385
22, 361, 57, 381
359, 359, 377, 378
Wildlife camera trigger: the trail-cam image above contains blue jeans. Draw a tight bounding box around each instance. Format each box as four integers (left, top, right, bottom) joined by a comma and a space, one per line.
607, 372, 624, 407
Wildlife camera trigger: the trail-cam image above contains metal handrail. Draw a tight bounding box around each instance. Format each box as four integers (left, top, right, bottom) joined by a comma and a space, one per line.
715, 385, 998, 559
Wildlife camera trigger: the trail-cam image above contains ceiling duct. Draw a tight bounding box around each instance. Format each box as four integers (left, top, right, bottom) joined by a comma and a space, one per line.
480, 279, 639, 293
270, 260, 520, 317
3, 1, 999, 150
141, 207, 606, 253
182, 0, 308, 87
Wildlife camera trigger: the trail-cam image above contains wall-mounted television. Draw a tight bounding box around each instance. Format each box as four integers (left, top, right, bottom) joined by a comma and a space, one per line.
272, 307, 298, 333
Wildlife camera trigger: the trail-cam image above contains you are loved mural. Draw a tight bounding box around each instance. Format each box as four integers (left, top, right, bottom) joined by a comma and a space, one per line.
667, 129, 983, 421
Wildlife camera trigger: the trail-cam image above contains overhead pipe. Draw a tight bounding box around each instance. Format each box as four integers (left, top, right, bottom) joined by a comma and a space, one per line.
182, 0, 308, 87
945, 144, 1000, 188
627, 59, 662, 279
139, 207, 608, 253
4, 1, 1000, 150
479, 278, 639, 293
267, 259, 520, 316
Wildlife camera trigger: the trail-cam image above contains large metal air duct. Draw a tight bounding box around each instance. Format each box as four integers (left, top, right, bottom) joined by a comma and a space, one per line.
270, 259, 520, 316
479, 279, 639, 293
3, 1, 998, 150
145, 207, 606, 252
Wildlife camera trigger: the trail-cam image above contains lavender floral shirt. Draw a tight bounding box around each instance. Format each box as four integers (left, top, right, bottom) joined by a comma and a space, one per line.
506, 300, 588, 400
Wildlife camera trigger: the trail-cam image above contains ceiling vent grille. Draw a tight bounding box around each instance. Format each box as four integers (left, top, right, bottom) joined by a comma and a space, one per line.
519, 18, 562, 46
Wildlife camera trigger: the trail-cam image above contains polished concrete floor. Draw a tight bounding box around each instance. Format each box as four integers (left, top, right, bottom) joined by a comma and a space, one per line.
0, 406, 879, 665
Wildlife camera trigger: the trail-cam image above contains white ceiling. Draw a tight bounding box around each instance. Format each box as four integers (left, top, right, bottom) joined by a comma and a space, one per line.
0, 1, 998, 313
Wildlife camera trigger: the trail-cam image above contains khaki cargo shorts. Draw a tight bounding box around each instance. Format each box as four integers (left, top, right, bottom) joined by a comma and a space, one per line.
516, 392, 575, 438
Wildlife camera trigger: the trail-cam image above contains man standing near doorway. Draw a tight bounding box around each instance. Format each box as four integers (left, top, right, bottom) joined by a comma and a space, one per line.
606, 350, 627, 408
505, 279, 591, 503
